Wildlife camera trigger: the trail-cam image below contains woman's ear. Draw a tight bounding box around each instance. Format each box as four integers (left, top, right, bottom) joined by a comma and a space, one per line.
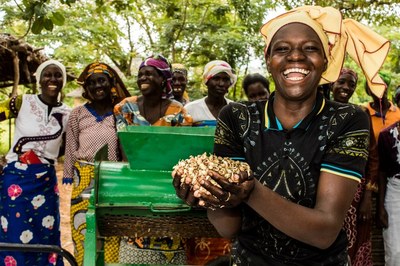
266, 58, 271, 73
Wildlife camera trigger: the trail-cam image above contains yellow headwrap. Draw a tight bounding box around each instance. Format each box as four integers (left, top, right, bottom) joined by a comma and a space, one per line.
260, 6, 390, 98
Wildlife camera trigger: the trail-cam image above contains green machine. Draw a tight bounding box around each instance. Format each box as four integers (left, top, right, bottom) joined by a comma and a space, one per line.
84, 126, 220, 265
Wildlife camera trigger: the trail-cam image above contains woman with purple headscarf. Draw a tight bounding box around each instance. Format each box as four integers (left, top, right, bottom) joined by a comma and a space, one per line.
114, 55, 192, 128
113, 55, 191, 264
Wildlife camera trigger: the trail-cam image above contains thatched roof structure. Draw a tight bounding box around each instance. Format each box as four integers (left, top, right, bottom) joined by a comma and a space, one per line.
0, 33, 48, 94
0, 33, 75, 96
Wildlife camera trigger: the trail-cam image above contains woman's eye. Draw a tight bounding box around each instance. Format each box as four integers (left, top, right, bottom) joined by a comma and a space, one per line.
275, 46, 289, 53
304, 45, 319, 52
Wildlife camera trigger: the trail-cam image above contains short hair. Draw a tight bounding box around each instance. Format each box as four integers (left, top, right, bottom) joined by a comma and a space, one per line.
242, 73, 270, 95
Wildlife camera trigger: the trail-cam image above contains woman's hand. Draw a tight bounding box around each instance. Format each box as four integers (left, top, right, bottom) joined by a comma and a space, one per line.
358, 190, 372, 222
377, 202, 388, 228
172, 169, 199, 206
196, 170, 255, 209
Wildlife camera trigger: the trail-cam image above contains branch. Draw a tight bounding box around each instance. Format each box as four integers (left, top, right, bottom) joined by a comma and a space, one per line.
183, 6, 209, 59
171, 0, 189, 62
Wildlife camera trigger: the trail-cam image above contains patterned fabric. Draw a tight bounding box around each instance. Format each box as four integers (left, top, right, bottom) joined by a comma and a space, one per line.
69, 161, 92, 266
341, 68, 358, 83
104, 236, 120, 263
378, 122, 400, 265
378, 122, 400, 179
0, 162, 63, 266
62, 104, 120, 184
213, 92, 369, 265
139, 55, 173, 99
113, 97, 191, 264
202, 60, 237, 86
172, 63, 188, 77
185, 237, 231, 265
344, 178, 373, 266
76, 62, 130, 105
260, 6, 390, 98
118, 237, 186, 265
114, 96, 192, 129
4, 95, 70, 164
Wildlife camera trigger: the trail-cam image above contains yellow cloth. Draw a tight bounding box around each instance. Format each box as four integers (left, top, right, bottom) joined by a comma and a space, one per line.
260, 5, 390, 98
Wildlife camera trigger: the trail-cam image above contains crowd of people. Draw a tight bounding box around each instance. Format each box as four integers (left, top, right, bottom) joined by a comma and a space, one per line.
0, 4, 399, 266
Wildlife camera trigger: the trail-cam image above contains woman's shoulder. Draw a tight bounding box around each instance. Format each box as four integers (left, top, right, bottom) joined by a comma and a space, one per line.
325, 100, 369, 130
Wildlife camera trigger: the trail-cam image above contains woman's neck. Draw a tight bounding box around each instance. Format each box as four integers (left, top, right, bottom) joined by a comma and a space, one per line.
273, 94, 316, 130
88, 101, 113, 115
38, 94, 59, 106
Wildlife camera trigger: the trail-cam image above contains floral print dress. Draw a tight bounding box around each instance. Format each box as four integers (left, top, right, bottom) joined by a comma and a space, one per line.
0, 94, 70, 266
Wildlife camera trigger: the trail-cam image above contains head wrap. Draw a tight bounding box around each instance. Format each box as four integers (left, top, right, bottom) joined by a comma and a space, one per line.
139, 55, 173, 99
202, 60, 237, 87
340, 68, 358, 83
77, 62, 131, 104
260, 6, 390, 98
35, 59, 67, 89
172, 63, 188, 77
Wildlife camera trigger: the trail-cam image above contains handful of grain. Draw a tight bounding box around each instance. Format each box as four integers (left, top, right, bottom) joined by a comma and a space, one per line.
173, 153, 251, 192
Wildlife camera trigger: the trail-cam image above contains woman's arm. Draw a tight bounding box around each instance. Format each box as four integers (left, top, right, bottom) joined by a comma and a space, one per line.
246, 172, 357, 249
201, 170, 357, 249
207, 207, 242, 238
62, 109, 80, 184
0, 95, 23, 122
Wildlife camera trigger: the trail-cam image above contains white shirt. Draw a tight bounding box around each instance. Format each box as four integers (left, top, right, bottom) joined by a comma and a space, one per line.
184, 97, 233, 125
6, 94, 71, 163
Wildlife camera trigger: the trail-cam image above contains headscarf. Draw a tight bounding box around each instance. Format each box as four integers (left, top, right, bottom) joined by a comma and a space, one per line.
77, 62, 130, 104
35, 59, 67, 89
202, 60, 237, 87
139, 55, 173, 99
340, 68, 358, 83
260, 6, 390, 98
172, 63, 188, 77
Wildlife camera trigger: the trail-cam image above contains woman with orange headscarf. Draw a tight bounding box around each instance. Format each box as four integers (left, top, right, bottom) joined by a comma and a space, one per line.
62, 62, 130, 265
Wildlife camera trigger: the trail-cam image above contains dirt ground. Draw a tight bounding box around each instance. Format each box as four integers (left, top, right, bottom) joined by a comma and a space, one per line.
56, 162, 74, 266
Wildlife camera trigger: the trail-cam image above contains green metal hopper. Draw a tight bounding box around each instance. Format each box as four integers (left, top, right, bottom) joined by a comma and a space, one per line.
84, 126, 220, 265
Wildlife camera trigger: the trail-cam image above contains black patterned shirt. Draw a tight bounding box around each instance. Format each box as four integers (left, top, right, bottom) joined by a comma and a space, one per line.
214, 92, 369, 265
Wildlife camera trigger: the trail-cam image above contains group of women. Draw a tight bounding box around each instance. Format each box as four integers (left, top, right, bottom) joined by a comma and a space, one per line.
0, 4, 394, 266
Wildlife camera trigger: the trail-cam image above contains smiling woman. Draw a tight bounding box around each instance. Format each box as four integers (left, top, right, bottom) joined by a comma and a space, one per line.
0, 59, 71, 265
61, 62, 130, 265
172, 6, 390, 265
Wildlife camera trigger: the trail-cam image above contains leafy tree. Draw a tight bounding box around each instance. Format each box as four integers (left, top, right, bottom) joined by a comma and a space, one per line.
1, 0, 400, 102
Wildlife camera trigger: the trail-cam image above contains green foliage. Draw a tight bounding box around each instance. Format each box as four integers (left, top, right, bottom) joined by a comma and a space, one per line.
0, 0, 399, 103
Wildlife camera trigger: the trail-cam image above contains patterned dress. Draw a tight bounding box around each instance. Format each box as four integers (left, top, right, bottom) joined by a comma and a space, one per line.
213, 92, 369, 265
0, 94, 71, 266
113, 96, 192, 265
62, 103, 121, 265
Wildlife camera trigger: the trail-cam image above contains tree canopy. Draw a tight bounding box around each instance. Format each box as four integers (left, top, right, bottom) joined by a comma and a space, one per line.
1, 0, 400, 103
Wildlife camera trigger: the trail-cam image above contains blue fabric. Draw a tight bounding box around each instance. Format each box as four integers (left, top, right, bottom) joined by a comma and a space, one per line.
0, 162, 63, 266
192, 120, 217, 127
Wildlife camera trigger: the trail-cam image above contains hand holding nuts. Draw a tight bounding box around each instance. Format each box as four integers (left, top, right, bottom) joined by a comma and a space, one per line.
172, 153, 251, 194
